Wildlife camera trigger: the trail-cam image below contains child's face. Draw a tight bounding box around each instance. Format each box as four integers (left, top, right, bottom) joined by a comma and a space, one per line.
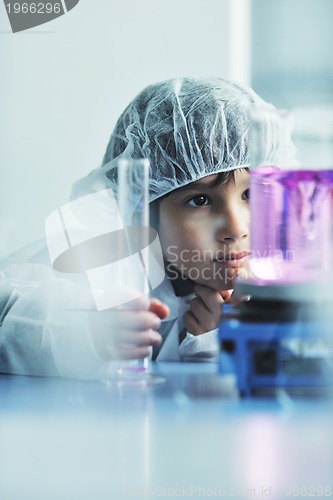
158, 169, 250, 291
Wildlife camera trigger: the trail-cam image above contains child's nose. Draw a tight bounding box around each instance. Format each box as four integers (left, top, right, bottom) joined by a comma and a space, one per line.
216, 208, 249, 242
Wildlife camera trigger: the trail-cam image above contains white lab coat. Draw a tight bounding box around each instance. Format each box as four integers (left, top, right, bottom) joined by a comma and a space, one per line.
0, 240, 218, 379
0, 240, 112, 379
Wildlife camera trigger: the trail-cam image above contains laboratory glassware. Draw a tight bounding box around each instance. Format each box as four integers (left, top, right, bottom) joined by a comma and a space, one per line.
104, 158, 165, 384
248, 106, 333, 289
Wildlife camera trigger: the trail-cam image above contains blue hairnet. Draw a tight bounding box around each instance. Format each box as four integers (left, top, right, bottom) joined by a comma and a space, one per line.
72, 77, 273, 202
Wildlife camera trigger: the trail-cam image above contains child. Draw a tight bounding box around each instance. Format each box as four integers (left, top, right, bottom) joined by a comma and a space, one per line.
72, 77, 272, 364
0, 77, 274, 378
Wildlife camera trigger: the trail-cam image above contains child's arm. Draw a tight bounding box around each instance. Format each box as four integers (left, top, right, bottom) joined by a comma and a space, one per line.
0, 262, 169, 378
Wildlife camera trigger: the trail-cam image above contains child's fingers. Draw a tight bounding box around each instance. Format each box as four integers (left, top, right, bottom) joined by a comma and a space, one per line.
96, 329, 162, 360
194, 284, 225, 314
183, 300, 219, 334
95, 310, 162, 331
183, 310, 201, 335
189, 298, 221, 332
188, 297, 210, 322
114, 328, 162, 359
127, 310, 162, 330
226, 292, 250, 306
219, 289, 233, 302
183, 285, 228, 335
148, 298, 170, 319
91, 297, 168, 360
114, 329, 162, 347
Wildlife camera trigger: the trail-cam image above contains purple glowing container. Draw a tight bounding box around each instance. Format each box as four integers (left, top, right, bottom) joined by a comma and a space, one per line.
250, 167, 333, 283
247, 107, 333, 291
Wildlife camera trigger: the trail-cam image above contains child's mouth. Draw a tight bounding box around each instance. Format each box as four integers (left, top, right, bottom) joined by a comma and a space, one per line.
213, 252, 249, 267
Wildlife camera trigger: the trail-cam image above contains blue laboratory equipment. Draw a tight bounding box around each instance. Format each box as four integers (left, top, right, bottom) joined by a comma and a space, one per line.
218, 286, 333, 397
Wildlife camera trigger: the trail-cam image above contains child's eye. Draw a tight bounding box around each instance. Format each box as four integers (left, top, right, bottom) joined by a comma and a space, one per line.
188, 195, 210, 207
242, 189, 250, 201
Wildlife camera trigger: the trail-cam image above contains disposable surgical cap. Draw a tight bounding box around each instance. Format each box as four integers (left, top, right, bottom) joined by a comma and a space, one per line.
72, 77, 274, 202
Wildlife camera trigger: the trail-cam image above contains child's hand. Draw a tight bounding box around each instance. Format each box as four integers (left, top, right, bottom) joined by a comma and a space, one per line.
183, 284, 232, 336
90, 297, 169, 360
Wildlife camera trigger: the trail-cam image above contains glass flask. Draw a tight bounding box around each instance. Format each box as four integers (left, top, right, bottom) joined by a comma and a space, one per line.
248, 107, 333, 288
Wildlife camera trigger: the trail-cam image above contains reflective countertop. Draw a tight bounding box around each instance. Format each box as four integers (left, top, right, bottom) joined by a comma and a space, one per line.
0, 362, 332, 500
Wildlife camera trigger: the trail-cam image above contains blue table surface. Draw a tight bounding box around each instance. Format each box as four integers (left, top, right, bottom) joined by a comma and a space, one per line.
0, 362, 332, 500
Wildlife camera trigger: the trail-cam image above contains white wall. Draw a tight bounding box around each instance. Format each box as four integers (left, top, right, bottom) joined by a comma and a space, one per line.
0, 0, 246, 257
251, 0, 333, 108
